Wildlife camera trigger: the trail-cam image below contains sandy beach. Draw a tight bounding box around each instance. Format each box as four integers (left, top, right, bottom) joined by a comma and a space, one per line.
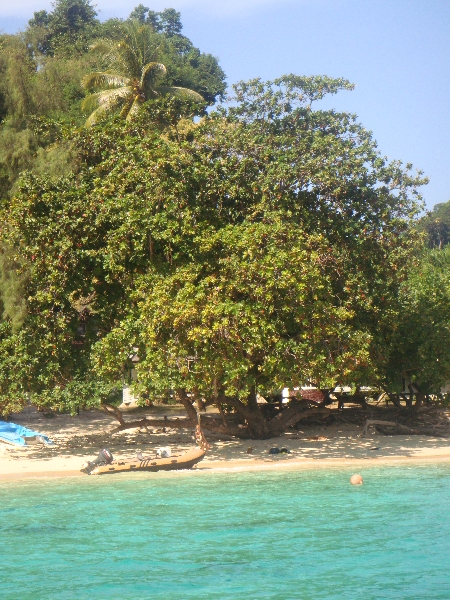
2, 405, 450, 481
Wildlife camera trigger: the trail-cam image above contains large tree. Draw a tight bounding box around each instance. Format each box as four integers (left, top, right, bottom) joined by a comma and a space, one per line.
0, 76, 426, 435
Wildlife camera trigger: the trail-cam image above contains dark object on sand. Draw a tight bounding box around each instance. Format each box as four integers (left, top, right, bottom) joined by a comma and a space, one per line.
269, 447, 290, 455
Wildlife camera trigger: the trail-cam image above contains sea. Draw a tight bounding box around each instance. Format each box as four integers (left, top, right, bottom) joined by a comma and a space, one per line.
1, 465, 449, 599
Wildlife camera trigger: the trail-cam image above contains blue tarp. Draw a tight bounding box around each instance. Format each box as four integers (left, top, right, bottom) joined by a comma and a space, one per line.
0, 421, 54, 447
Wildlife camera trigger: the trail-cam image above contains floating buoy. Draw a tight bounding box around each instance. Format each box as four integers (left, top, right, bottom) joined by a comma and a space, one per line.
350, 474, 363, 485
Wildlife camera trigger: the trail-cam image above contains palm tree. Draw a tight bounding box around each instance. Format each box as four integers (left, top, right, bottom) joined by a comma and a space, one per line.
81, 20, 204, 126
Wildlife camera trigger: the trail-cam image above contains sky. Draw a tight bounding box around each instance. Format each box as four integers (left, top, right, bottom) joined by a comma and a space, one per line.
1, 0, 449, 211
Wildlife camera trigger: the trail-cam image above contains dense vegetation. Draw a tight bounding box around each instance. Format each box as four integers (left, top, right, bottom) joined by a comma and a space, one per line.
417, 199, 450, 249
0, 1, 225, 200
0, 1, 448, 437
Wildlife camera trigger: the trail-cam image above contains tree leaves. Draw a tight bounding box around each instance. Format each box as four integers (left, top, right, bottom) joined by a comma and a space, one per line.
0, 75, 427, 416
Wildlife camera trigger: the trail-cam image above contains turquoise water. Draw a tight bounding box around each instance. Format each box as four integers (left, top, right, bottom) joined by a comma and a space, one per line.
1, 466, 449, 599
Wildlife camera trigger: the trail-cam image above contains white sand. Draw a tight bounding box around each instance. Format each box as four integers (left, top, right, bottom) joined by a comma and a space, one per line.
1, 406, 450, 481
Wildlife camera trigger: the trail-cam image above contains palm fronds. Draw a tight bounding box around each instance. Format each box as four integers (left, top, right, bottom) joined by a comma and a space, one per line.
82, 72, 130, 90
82, 87, 132, 126
140, 62, 167, 89
88, 41, 113, 55
155, 86, 204, 102
85, 104, 115, 128
81, 21, 204, 126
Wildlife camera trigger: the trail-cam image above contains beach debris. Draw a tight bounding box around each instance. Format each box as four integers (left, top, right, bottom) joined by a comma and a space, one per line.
362, 417, 448, 438
246, 447, 253, 454
306, 436, 328, 441
350, 474, 364, 485
268, 447, 290, 454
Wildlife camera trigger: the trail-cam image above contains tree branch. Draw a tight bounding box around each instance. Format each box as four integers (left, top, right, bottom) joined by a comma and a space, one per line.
101, 403, 125, 427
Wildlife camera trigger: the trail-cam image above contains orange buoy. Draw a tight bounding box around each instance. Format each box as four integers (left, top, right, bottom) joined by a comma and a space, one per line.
350, 474, 364, 485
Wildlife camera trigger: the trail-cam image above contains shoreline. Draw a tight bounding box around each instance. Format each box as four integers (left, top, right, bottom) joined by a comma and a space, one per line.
3, 453, 450, 482
2, 405, 450, 482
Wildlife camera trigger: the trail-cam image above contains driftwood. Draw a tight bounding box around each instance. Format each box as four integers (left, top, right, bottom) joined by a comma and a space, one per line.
110, 416, 195, 433
102, 403, 196, 433
101, 403, 233, 434
363, 419, 418, 437
363, 418, 447, 437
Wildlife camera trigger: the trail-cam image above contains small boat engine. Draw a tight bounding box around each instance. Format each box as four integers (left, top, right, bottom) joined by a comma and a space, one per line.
81, 448, 114, 475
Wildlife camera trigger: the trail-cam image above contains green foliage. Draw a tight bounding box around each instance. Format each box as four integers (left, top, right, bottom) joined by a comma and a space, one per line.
0, 34, 37, 120
0, 74, 426, 421
0, 32, 95, 199
80, 19, 224, 126
128, 5, 183, 36
384, 246, 450, 393
0, 8, 432, 431
0, 244, 28, 331
27, 0, 99, 57
0, 5, 224, 200
417, 199, 450, 248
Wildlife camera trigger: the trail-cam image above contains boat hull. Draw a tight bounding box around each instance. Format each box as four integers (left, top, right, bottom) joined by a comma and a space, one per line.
89, 446, 206, 475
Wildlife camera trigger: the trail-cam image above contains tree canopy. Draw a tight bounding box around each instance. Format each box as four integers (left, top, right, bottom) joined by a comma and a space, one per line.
383, 245, 450, 395
0, 75, 428, 435
81, 21, 206, 126
0, 2, 226, 200
417, 199, 450, 249
27, 0, 98, 57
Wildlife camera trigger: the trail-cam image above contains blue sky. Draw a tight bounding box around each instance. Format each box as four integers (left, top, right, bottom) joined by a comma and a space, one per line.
2, 0, 449, 210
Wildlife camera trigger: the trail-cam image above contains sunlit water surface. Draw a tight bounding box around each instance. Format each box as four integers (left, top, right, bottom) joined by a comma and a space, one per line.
1, 465, 449, 599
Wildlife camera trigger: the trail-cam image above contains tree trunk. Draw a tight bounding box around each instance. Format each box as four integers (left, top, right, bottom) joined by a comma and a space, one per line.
101, 403, 125, 427
266, 401, 330, 437
217, 400, 230, 431
219, 393, 271, 438
363, 419, 418, 436
175, 388, 199, 424
101, 399, 198, 433
101, 392, 330, 440
409, 383, 426, 409
214, 393, 331, 439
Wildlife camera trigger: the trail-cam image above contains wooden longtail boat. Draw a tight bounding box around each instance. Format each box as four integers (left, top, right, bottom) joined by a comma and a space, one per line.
88, 446, 206, 475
